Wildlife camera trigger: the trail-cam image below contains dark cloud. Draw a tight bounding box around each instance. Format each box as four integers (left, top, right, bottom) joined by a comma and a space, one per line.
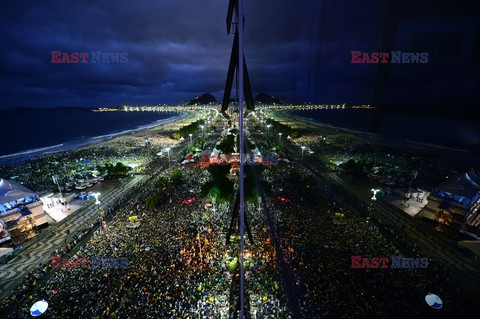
0, 0, 479, 115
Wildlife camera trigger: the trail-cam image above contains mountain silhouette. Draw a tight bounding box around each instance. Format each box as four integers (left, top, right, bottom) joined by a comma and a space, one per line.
187, 93, 217, 105
254, 93, 286, 105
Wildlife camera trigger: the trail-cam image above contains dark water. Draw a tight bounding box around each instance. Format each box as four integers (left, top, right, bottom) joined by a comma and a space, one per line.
289, 109, 480, 151
0, 108, 182, 163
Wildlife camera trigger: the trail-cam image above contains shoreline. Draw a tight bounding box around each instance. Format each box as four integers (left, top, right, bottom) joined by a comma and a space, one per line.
278, 110, 474, 156
0, 111, 199, 167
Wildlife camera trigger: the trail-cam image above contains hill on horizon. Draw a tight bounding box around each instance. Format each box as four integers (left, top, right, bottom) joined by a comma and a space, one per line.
187, 93, 217, 105
254, 92, 286, 105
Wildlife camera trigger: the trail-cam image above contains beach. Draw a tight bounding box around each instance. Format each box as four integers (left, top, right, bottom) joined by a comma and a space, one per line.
0, 110, 203, 197
273, 110, 474, 158
0, 110, 204, 167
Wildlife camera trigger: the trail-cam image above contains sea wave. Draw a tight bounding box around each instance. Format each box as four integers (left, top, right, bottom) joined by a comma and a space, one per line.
0, 144, 64, 159
283, 111, 378, 136
0, 112, 186, 165
285, 110, 473, 154
91, 114, 185, 140
405, 140, 469, 153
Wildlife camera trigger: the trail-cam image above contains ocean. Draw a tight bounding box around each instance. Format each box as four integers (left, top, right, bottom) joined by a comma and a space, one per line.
0, 108, 183, 165
288, 109, 480, 153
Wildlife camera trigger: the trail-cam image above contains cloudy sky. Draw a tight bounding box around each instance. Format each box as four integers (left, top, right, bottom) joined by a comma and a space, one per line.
1, 0, 479, 114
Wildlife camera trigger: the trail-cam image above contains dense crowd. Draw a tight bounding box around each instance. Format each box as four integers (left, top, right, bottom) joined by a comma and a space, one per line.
0, 135, 164, 193
2, 112, 479, 319
262, 163, 479, 318
2, 164, 291, 319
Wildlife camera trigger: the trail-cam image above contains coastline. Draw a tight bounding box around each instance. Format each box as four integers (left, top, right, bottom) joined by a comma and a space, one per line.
0, 110, 198, 167
278, 110, 473, 156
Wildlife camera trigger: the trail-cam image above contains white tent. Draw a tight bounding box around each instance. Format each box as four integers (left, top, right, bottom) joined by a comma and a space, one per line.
0, 179, 36, 205
425, 293, 442, 309
30, 300, 48, 316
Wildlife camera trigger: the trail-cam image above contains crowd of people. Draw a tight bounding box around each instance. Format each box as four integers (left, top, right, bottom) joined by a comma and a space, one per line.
2, 158, 291, 319
261, 163, 479, 318
2, 112, 479, 319
0, 135, 163, 193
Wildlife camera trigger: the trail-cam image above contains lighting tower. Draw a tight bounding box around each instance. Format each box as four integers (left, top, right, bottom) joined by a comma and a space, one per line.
222, 0, 254, 113
222, 1, 249, 317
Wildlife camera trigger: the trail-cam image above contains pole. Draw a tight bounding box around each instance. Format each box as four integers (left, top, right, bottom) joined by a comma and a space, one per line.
53, 176, 67, 210
237, 0, 245, 317
94, 194, 103, 234
368, 198, 375, 234
403, 170, 416, 205
369, 189, 379, 233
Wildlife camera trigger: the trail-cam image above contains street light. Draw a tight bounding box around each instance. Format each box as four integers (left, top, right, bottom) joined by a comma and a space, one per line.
189, 133, 193, 143
200, 125, 205, 135
371, 188, 380, 201
301, 146, 306, 159
278, 132, 282, 142
93, 192, 101, 205
92, 192, 105, 233
367, 188, 380, 233
52, 175, 67, 210
266, 124, 271, 133
165, 147, 171, 166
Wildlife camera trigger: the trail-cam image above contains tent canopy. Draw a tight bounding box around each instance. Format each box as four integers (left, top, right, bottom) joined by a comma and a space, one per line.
0, 179, 36, 205
438, 169, 480, 200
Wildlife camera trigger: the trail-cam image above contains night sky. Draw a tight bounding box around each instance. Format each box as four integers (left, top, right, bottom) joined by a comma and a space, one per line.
1, 0, 479, 117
